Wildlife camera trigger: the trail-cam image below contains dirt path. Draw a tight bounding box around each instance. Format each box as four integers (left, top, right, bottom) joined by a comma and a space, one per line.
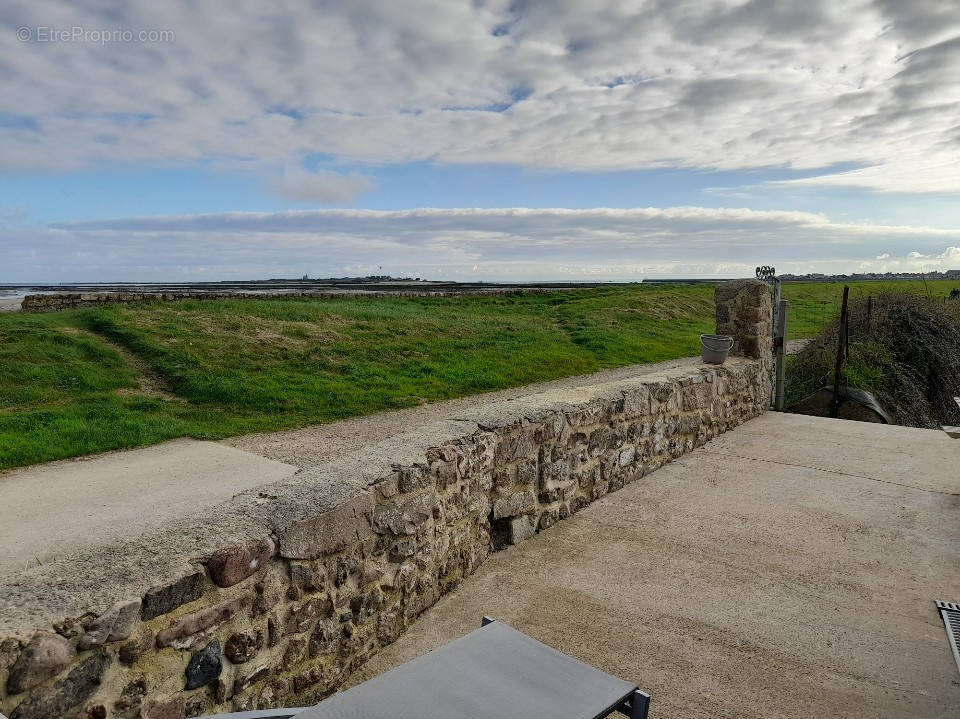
227, 344, 813, 468
225, 356, 703, 467
59, 326, 178, 400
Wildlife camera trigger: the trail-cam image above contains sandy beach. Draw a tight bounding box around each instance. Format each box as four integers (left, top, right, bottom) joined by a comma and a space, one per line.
0, 297, 22, 312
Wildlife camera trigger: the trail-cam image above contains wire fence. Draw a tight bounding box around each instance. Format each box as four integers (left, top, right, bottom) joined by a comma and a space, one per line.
788, 283, 957, 343
784, 284, 960, 426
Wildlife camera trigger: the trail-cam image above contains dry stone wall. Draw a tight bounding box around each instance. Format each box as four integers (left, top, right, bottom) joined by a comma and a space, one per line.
1, 281, 772, 719
715, 279, 773, 359
21, 289, 554, 313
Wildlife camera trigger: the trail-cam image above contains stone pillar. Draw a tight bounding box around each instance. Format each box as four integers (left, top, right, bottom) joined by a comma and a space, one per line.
715, 279, 773, 359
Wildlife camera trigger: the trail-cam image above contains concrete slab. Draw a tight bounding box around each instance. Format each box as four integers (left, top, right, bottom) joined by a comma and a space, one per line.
345, 413, 960, 719
0, 439, 297, 573
705, 412, 958, 494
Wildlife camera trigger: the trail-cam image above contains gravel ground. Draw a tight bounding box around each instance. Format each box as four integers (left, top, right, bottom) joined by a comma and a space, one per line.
226, 342, 812, 468
224, 356, 702, 467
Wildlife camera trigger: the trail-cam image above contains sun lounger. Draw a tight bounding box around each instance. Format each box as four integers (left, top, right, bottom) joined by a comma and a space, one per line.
206, 617, 650, 719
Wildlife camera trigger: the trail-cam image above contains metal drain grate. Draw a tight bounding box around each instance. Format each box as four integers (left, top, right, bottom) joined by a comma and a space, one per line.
936, 600, 960, 674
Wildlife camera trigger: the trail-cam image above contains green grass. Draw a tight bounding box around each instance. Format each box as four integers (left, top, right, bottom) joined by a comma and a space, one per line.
780, 279, 959, 339
784, 289, 960, 427
2, 279, 956, 470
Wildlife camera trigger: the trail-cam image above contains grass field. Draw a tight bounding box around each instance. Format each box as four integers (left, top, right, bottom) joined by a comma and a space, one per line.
2, 279, 957, 470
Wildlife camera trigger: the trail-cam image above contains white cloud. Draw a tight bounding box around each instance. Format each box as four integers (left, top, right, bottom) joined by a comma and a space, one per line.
875, 252, 890, 259
3, 205, 957, 282
0, 1, 958, 192
858, 245, 960, 273
264, 168, 375, 204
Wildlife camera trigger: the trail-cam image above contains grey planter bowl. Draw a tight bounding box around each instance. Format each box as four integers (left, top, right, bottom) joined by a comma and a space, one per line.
700, 334, 734, 364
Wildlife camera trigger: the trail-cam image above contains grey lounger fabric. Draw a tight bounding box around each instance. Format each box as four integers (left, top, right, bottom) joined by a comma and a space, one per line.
297, 619, 644, 719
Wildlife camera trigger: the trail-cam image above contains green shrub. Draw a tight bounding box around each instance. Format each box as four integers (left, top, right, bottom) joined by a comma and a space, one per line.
786, 292, 960, 428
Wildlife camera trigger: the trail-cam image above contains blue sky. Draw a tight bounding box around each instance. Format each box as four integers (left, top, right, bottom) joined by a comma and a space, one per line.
4, 162, 958, 230
2, 1, 959, 281
0, 163, 876, 221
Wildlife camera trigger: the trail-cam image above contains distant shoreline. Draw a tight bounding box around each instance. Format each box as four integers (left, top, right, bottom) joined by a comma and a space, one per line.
3, 274, 958, 314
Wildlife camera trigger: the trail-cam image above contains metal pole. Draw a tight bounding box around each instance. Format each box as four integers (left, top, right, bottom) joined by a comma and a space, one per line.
774, 299, 788, 411
845, 308, 850, 359
769, 277, 782, 409
772, 278, 782, 325
830, 286, 849, 418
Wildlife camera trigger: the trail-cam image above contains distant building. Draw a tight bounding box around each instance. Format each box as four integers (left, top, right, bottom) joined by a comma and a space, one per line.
779, 269, 960, 282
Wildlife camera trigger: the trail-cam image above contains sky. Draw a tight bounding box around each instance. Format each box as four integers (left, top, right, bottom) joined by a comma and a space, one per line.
2, 0, 960, 282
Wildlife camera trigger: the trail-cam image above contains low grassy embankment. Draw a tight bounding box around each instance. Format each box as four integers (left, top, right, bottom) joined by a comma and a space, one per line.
2, 279, 957, 470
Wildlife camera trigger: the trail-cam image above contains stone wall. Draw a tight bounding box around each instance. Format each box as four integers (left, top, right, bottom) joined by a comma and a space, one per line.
21, 289, 553, 313
715, 279, 773, 359
1, 281, 771, 719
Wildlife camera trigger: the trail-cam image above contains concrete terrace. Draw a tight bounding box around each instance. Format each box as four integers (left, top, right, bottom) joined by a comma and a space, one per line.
1, 356, 957, 717
346, 412, 960, 719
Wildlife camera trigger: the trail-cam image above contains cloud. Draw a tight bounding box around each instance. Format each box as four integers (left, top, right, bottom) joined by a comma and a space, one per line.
52, 206, 835, 233
264, 168, 375, 204
875, 252, 890, 259
0, 1, 957, 192
2, 205, 956, 282
858, 245, 960, 273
